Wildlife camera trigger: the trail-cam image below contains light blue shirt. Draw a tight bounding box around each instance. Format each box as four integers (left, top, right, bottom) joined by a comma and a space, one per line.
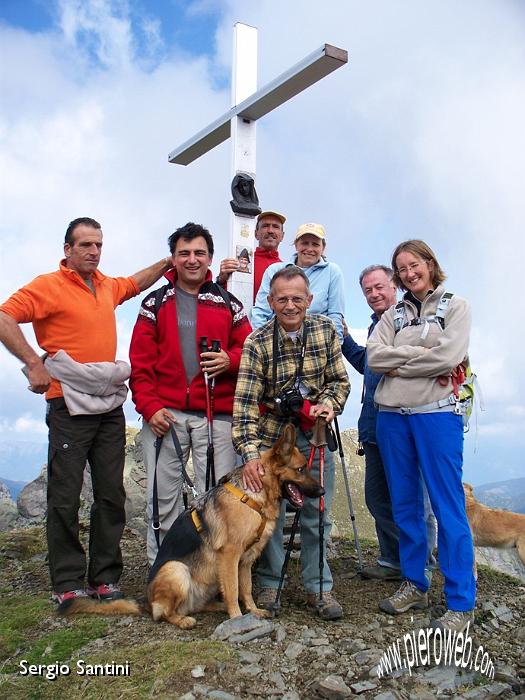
251, 255, 345, 341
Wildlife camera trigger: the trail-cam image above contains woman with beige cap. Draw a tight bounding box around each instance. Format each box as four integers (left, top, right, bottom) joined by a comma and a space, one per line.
251, 222, 345, 340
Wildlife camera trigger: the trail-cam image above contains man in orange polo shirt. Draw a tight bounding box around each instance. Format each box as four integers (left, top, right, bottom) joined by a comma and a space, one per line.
0, 217, 171, 604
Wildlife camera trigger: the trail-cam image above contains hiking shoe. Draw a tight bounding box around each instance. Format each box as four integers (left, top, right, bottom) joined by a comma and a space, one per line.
306, 591, 343, 621
361, 565, 402, 581
86, 583, 124, 601
431, 609, 474, 633
256, 587, 280, 612
51, 589, 88, 604
379, 580, 428, 615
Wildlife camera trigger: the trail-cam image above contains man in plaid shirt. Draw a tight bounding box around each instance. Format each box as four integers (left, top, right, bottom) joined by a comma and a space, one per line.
232, 266, 350, 620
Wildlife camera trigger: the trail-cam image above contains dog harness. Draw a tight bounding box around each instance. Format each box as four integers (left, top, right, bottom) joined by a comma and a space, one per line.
191, 482, 266, 543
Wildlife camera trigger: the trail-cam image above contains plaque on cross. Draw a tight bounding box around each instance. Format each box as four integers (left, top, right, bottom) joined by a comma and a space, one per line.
168, 23, 348, 311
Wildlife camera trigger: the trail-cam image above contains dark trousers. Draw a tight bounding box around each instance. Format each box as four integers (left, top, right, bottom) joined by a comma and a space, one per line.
46, 398, 126, 592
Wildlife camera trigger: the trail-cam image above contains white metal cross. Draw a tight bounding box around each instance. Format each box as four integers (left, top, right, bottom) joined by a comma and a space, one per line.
168, 23, 348, 311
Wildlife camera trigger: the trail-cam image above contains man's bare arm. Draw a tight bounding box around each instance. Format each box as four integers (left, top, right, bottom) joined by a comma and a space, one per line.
0, 312, 51, 393
131, 258, 172, 292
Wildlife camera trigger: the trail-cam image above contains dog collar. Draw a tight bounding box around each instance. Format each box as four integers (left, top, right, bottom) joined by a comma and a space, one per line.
223, 482, 267, 542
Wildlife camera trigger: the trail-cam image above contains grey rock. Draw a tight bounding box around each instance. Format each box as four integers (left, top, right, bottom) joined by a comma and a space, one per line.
515, 626, 525, 641
228, 623, 275, 643
317, 675, 352, 699
353, 648, 383, 667
481, 681, 516, 698
17, 467, 47, 518
239, 664, 263, 677
281, 693, 301, 700
475, 546, 525, 583
349, 680, 379, 694
494, 665, 519, 685
0, 498, 19, 530
238, 650, 262, 664
310, 637, 330, 646
192, 684, 211, 696
207, 692, 240, 700
493, 604, 514, 622
179, 694, 196, 700
273, 623, 287, 643
284, 642, 305, 660
191, 665, 206, 678
268, 672, 286, 691
212, 613, 274, 641
373, 692, 402, 700
340, 638, 366, 653
312, 645, 336, 658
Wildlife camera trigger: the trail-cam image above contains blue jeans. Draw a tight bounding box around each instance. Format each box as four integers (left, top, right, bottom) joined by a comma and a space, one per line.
377, 411, 476, 611
364, 441, 436, 571
257, 431, 335, 593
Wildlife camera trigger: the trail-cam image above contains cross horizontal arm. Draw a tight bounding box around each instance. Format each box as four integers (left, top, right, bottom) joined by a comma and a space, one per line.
168, 44, 348, 166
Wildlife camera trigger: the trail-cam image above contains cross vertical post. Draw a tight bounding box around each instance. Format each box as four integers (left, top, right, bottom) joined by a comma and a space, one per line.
228, 23, 258, 310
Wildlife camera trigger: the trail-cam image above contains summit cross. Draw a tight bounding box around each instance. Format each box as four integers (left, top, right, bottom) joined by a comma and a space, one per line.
168, 23, 348, 310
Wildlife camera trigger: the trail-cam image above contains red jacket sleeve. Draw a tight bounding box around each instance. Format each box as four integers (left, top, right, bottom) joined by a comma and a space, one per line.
129, 298, 164, 422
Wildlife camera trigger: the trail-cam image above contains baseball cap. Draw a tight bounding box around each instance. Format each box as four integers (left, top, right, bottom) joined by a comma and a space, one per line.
257, 211, 286, 226
294, 223, 326, 242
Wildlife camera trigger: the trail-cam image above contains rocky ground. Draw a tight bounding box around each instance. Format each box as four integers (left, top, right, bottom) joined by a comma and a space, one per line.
1, 525, 524, 700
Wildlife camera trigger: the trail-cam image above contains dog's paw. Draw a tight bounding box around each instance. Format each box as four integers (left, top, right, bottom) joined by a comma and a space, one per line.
251, 607, 273, 619
178, 616, 197, 629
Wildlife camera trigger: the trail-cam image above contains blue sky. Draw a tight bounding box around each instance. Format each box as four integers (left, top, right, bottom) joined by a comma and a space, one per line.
1, 0, 524, 486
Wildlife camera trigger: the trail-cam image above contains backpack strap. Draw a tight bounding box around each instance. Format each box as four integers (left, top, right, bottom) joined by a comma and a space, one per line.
393, 291, 455, 335
212, 282, 234, 318
153, 283, 170, 319
434, 291, 454, 330
393, 301, 405, 334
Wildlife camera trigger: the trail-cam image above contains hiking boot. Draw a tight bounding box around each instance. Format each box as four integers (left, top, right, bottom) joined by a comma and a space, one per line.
306, 591, 343, 621
431, 609, 474, 633
379, 580, 428, 615
361, 565, 402, 581
86, 583, 124, 601
256, 587, 280, 612
51, 589, 88, 604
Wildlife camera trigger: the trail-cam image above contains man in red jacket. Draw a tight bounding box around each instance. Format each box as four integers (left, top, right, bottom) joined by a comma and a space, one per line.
217, 211, 285, 301
129, 222, 252, 564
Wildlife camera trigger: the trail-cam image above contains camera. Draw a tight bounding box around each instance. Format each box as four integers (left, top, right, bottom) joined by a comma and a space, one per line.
274, 387, 304, 416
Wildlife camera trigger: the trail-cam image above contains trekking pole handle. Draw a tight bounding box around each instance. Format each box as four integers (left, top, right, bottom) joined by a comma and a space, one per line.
199, 336, 209, 354
211, 339, 221, 353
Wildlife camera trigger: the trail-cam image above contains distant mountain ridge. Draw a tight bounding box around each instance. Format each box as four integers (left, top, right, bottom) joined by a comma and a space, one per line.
0, 478, 27, 500
473, 477, 525, 514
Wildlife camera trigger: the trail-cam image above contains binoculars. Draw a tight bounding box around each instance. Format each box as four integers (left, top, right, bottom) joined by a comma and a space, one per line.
199, 337, 221, 354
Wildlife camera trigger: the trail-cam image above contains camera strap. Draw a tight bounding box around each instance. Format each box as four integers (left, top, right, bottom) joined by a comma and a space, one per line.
272, 317, 309, 396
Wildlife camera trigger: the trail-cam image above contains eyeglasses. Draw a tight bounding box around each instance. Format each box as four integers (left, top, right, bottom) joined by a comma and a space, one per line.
397, 261, 425, 276
272, 296, 309, 306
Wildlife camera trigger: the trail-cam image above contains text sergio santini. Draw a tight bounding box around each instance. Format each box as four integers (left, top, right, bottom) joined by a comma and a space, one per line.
19, 658, 130, 680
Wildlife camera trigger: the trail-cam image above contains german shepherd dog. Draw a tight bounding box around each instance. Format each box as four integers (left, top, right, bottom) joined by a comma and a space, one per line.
464, 482, 525, 568
59, 424, 323, 628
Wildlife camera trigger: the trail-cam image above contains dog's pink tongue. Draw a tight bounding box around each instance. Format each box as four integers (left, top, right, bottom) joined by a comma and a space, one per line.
286, 483, 304, 508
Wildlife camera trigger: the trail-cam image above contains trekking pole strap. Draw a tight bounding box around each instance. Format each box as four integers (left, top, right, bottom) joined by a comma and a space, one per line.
152, 424, 200, 550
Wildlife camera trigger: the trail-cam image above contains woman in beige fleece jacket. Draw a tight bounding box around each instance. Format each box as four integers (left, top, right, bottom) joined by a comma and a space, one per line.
367, 239, 476, 634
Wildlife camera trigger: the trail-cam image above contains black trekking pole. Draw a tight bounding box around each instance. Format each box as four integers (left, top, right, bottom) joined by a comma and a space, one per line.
271, 509, 301, 615
200, 336, 216, 491
334, 417, 364, 570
